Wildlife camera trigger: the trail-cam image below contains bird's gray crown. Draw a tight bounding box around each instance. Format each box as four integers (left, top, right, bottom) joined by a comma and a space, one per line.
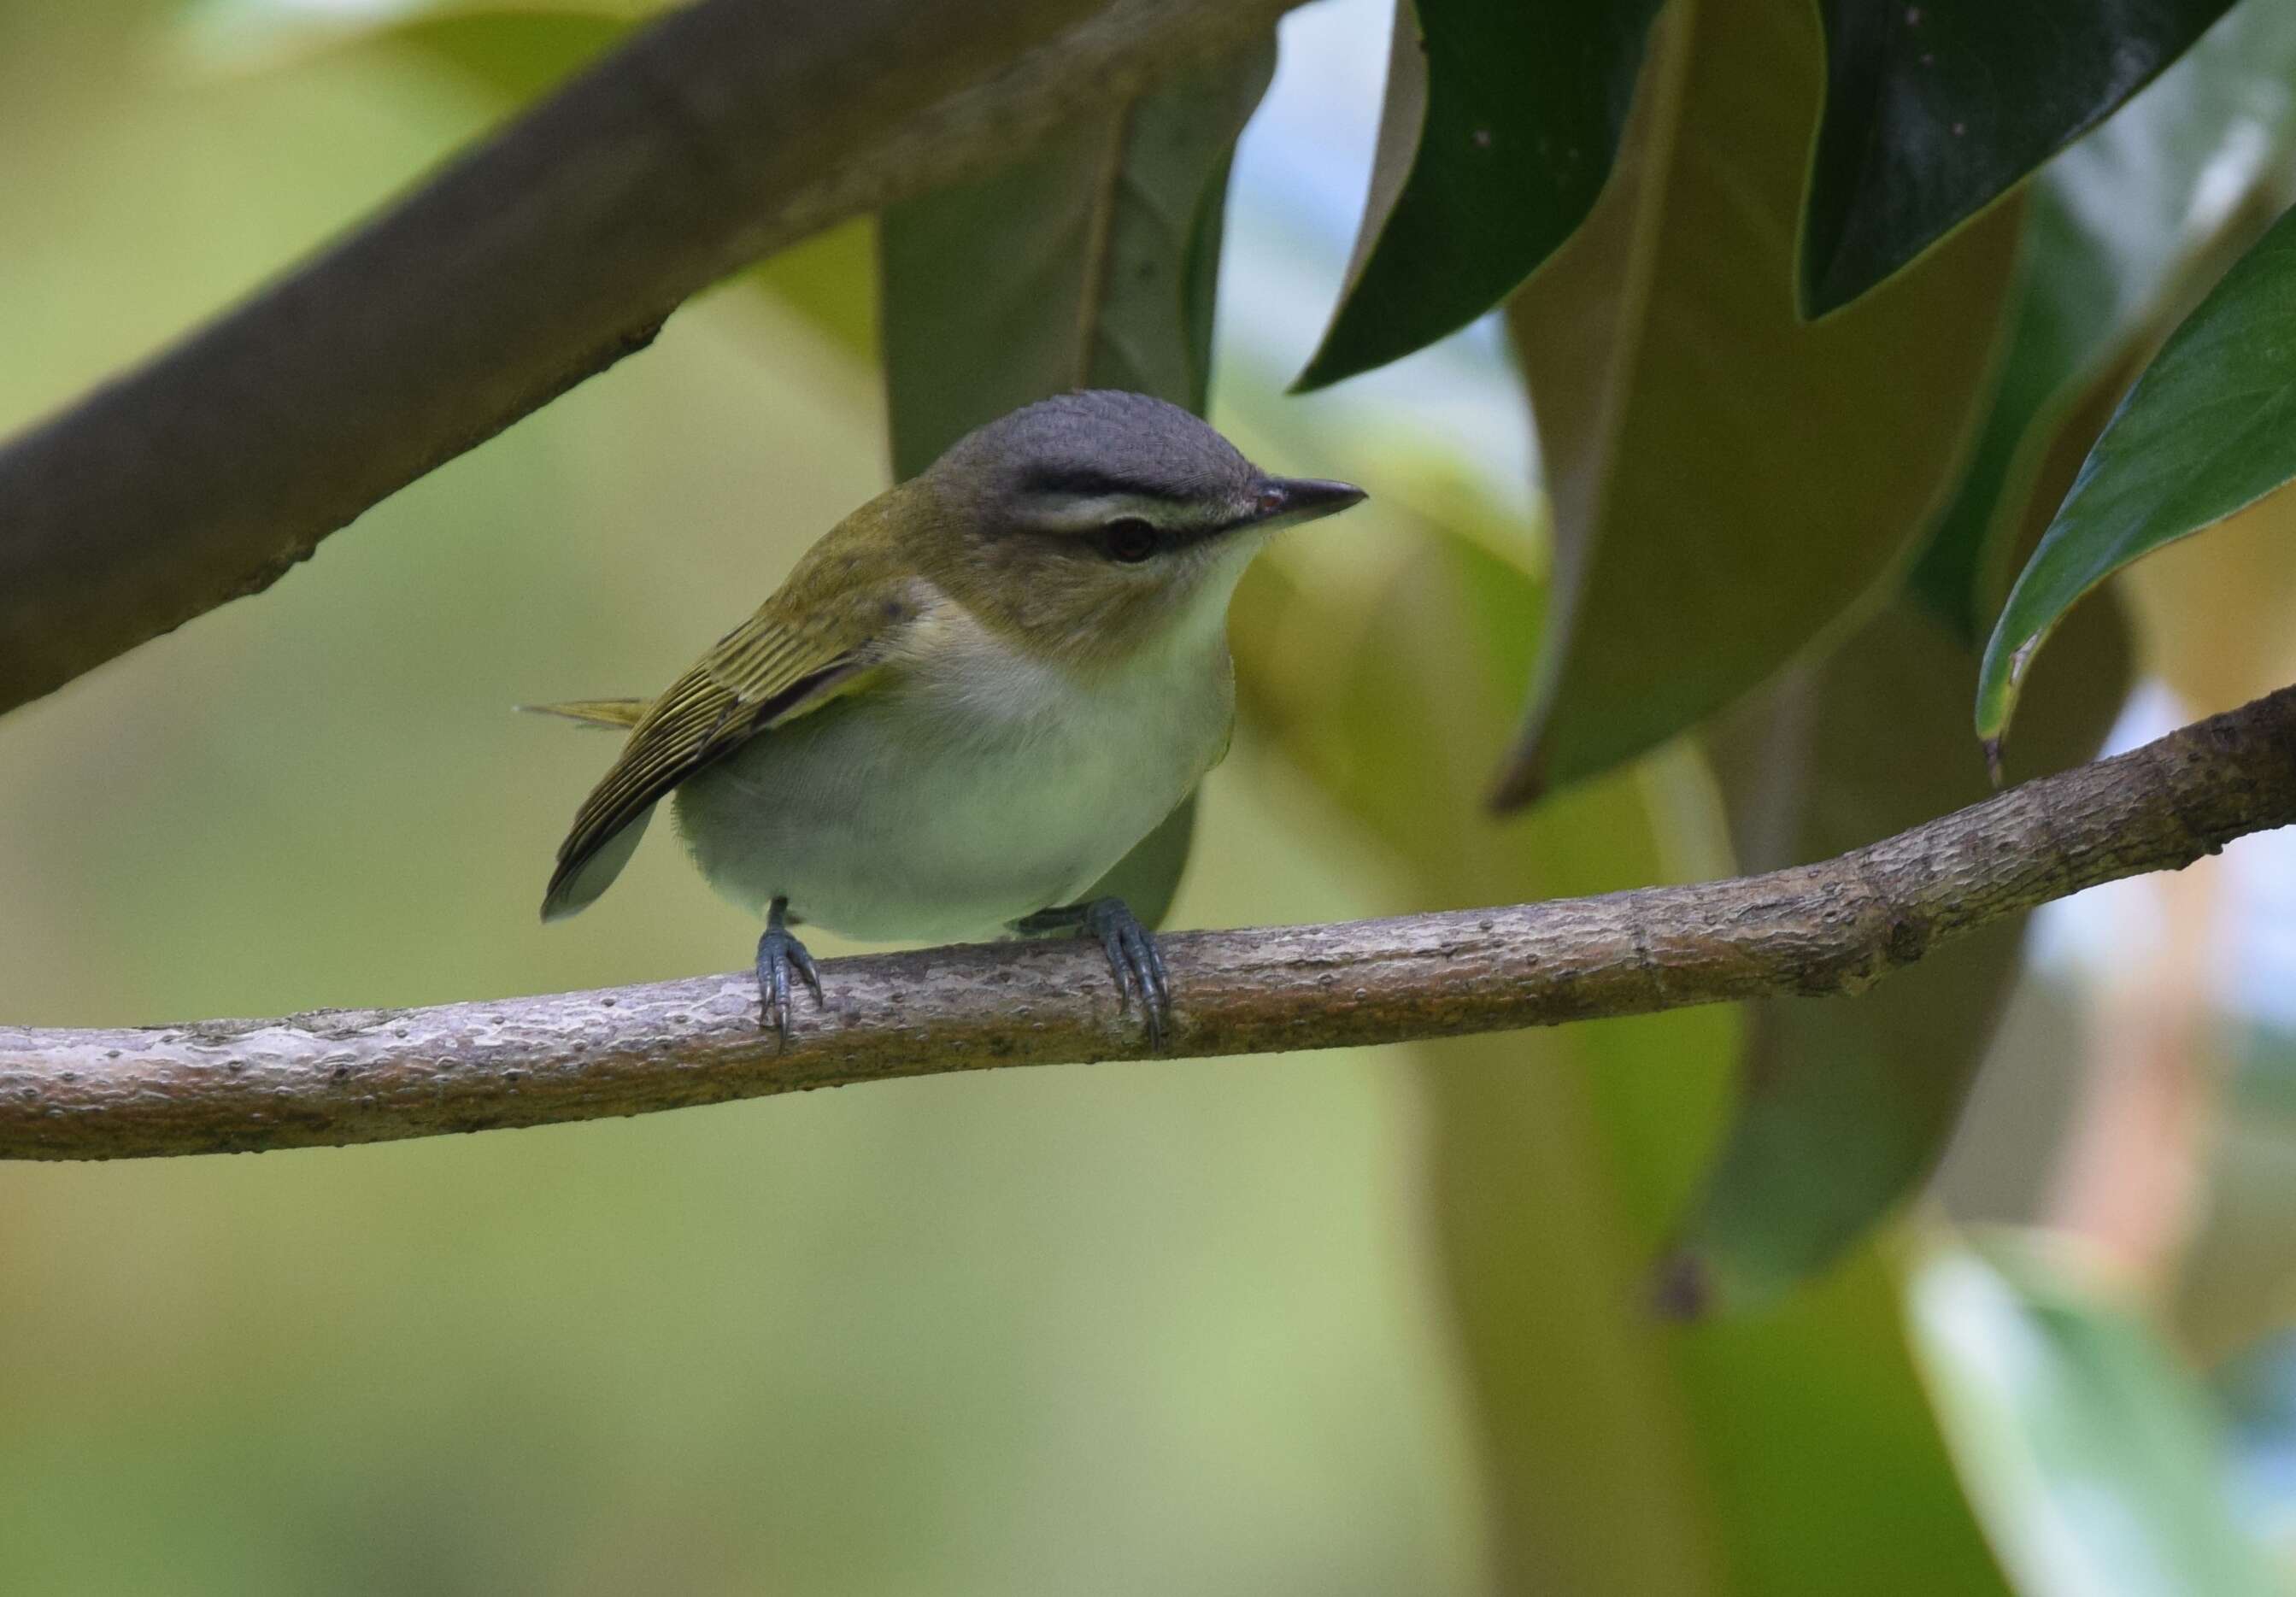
930, 390, 1258, 510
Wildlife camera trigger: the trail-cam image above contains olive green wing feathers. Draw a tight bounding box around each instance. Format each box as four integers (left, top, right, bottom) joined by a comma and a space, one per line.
520, 697, 649, 730
539, 537, 919, 920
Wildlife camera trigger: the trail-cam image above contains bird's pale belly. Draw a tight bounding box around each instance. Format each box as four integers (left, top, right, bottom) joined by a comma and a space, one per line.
672, 651, 1229, 944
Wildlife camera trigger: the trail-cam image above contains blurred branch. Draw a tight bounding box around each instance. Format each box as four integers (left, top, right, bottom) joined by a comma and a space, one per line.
8, 687, 2296, 1161
0, 0, 1301, 716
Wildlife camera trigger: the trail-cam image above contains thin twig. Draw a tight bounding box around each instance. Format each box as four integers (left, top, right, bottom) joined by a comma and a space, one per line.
6, 685, 2292, 1161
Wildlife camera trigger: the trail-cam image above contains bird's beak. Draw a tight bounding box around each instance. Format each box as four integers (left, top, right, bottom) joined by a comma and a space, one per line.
1251, 476, 1368, 531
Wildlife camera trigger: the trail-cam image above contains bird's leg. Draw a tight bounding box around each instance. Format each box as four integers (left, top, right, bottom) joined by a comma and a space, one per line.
1014, 895, 1171, 1048
755, 896, 823, 1048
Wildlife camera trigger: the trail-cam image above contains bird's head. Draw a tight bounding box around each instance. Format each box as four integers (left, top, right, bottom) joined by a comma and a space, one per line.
906, 390, 1365, 668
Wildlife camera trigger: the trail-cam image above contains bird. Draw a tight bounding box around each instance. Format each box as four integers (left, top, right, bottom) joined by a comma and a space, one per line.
528, 389, 1366, 1046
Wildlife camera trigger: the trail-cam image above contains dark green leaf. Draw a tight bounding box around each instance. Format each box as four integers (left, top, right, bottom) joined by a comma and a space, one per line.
1492, 0, 2023, 807
879, 47, 1271, 476
1911, 3, 2296, 643
1663, 595, 2129, 1314
1980, 200, 2296, 752
1293, 0, 1660, 390
1911, 1235, 2277, 1597
879, 45, 1272, 924
1803, 0, 2236, 318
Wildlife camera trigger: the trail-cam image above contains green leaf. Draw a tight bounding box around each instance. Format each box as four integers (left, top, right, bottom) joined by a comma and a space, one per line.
1492, 0, 2023, 807
1911, 3, 2296, 644
1802, 0, 2237, 318
1980, 200, 2296, 753
1910, 1234, 2276, 1597
1234, 494, 2009, 1597
1665, 593, 2130, 1314
1293, 0, 1661, 390
879, 45, 1272, 925
878, 45, 1271, 475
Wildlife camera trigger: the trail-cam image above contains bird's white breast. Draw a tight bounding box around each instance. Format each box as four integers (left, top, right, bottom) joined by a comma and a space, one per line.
672, 593, 1235, 943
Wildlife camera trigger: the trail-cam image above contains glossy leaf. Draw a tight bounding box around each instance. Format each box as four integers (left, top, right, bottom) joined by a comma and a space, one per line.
1803, 0, 2236, 318
1294, 0, 1660, 390
879, 46, 1272, 925
1980, 201, 2296, 753
1911, 1235, 2276, 1597
1911, 1, 2296, 644
1665, 594, 2130, 1314
1233, 494, 2009, 1597
1494, 0, 2023, 807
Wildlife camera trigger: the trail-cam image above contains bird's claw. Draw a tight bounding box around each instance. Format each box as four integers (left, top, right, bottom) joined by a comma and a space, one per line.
755, 924, 823, 1048
1083, 896, 1170, 1049
1013, 896, 1172, 1047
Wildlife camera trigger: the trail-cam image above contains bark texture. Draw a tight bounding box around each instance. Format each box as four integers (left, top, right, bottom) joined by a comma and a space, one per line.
7, 686, 2292, 1161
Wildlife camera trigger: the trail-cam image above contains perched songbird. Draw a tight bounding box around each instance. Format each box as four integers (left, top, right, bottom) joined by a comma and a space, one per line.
531, 390, 1365, 1044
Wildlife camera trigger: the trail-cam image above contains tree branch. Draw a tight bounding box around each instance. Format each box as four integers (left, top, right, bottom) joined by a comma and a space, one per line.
8, 686, 2293, 1162
0, 0, 1299, 716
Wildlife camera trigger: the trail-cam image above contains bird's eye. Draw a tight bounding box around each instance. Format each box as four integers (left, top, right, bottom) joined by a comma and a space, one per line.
1103, 517, 1158, 563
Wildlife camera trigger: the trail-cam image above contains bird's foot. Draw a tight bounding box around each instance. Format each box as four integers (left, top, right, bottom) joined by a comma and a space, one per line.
755, 905, 823, 1048
1018, 895, 1170, 1048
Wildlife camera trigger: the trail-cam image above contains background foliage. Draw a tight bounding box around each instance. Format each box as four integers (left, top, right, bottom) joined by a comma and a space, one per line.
9, 0, 2296, 1590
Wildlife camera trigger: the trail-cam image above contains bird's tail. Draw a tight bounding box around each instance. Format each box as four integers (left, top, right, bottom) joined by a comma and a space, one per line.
518, 697, 649, 731
526, 696, 654, 919
541, 803, 655, 921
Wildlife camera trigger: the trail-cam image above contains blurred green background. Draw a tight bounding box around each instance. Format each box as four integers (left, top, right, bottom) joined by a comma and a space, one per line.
7, 1, 2296, 1592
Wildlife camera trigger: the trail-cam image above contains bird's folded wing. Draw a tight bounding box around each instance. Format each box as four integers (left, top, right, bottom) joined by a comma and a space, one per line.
542, 596, 898, 917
